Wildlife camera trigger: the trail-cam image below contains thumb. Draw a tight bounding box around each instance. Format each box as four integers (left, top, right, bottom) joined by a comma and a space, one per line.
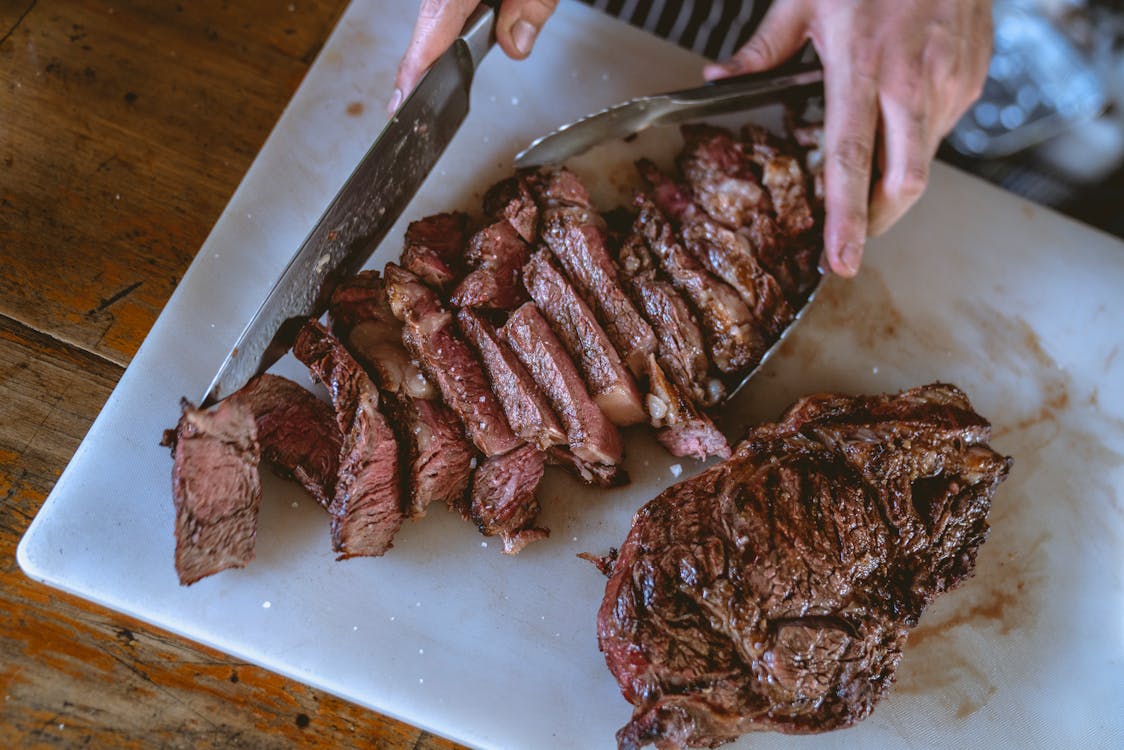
496, 0, 560, 60
703, 1, 810, 80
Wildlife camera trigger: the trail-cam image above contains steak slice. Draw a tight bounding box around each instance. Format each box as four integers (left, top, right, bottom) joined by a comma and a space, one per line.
330, 271, 474, 517
502, 302, 623, 466
293, 320, 402, 558
450, 220, 531, 311
738, 212, 821, 305
635, 159, 699, 224
632, 194, 762, 375
228, 374, 339, 510
644, 355, 730, 461
678, 124, 771, 228
759, 152, 815, 237
535, 168, 658, 378
457, 307, 566, 450
523, 250, 646, 426
618, 233, 723, 408
400, 211, 471, 290
469, 443, 549, 555
679, 218, 794, 340
598, 384, 1012, 749
546, 446, 629, 488
164, 398, 261, 585
385, 263, 521, 457
483, 174, 538, 244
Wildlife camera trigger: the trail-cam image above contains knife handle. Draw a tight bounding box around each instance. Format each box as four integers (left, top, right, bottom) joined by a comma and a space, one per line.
456, 4, 498, 74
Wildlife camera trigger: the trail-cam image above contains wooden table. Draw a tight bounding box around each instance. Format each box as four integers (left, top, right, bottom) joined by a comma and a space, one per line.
0, 2, 461, 747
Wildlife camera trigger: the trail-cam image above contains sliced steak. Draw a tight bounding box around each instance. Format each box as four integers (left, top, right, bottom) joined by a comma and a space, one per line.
470, 443, 549, 555
546, 446, 629, 488
636, 158, 698, 224
330, 271, 474, 516
540, 202, 658, 379
400, 211, 470, 290
483, 174, 538, 244
457, 307, 566, 450
526, 164, 593, 209
450, 220, 531, 311
598, 384, 1012, 749
678, 124, 771, 228
759, 153, 815, 237
679, 218, 795, 340
737, 212, 820, 305
293, 320, 402, 558
631, 194, 763, 375
228, 374, 339, 510
502, 302, 623, 466
523, 250, 646, 426
164, 399, 261, 585
644, 355, 730, 461
385, 263, 521, 457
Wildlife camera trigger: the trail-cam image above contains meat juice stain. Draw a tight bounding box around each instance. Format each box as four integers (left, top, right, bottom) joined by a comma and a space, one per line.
345, 101, 364, 117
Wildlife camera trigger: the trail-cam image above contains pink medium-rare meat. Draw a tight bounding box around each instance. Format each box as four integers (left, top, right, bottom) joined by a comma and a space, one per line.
330, 272, 474, 517
228, 373, 339, 510
631, 194, 763, 375
540, 206, 658, 379
450, 220, 532, 311
635, 159, 699, 224
293, 320, 402, 558
679, 218, 795, 340
164, 399, 261, 585
483, 174, 539, 244
644, 355, 730, 461
502, 302, 623, 466
384, 263, 521, 458
469, 443, 549, 555
678, 124, 771, 228
457, 307, 566, 450
400, 211, 471, 290
598, 384, 1012, 749
522, 250, 647, 426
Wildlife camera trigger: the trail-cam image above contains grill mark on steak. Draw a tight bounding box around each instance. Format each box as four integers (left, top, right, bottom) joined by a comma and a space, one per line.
597, 384, 1012, 748
227, 374, 339, 510
483, 175, 539, 244
644, 355, 730, 461
617, 233, 723, 408
384, 263, 521, 457
164, 399, 262, 585
522, 249, 647, 426
631, 194, 762, 375
330, 271, 473, 517
678, 124, 772, 229
502, 302, 623, 466
450, 220, 532, 311
469, 443, 549, 555
293, 320, 403, 558
457, 307, 566, 450
679, 218, 795, 340
400, 211, 471, 290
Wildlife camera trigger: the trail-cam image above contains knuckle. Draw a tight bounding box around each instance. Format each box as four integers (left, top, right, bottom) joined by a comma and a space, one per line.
741, 35, 776, 65
830, 135, 874, 176
894, 163, 929, 200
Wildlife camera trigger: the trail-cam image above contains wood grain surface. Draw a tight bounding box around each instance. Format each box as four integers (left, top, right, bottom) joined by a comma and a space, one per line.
0, 2, 463, 747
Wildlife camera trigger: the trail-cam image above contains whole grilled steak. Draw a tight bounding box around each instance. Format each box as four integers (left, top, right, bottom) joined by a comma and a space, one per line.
598, 384, 1012, 750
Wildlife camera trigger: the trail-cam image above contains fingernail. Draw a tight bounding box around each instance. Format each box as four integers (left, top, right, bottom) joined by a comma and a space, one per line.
388, 88, 402, 114
512, 19, 538, 56
702, 61, 737, 80
839, 241, 862, 277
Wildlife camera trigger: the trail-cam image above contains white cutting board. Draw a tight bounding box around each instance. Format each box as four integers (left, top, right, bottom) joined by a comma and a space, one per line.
18, 2, 1124, 749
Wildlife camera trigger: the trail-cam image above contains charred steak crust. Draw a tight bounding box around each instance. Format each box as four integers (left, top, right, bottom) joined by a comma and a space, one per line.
598, 384, 1012, 749
227, 374, 340, 510
400, 211, 471, 290
451, 220, 532, 311
164, 399, 262, 586
293, 320, 403, 558
470, 443, 550, 555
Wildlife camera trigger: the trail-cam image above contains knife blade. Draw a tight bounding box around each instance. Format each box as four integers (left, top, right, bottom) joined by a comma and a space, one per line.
201, 5, 496, 406
514, 61, 823, 169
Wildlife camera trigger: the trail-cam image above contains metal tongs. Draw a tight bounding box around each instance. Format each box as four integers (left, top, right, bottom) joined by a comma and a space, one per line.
516, 59, 828, 401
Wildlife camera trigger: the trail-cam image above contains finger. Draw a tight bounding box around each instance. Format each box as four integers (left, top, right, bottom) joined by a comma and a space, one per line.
867, 93, 933, 238
391, 0, 477, 113
496, 0, 560, 60
703, 0, 810, 80
820, 51, 880, 277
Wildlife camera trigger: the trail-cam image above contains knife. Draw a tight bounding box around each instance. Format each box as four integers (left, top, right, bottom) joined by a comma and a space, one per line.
201, 4, 496, 407
515, 60, 823, 169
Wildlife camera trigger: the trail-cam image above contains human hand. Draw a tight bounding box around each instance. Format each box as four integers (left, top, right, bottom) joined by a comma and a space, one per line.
704, 0, 992, 277
390, 0, 560, 114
